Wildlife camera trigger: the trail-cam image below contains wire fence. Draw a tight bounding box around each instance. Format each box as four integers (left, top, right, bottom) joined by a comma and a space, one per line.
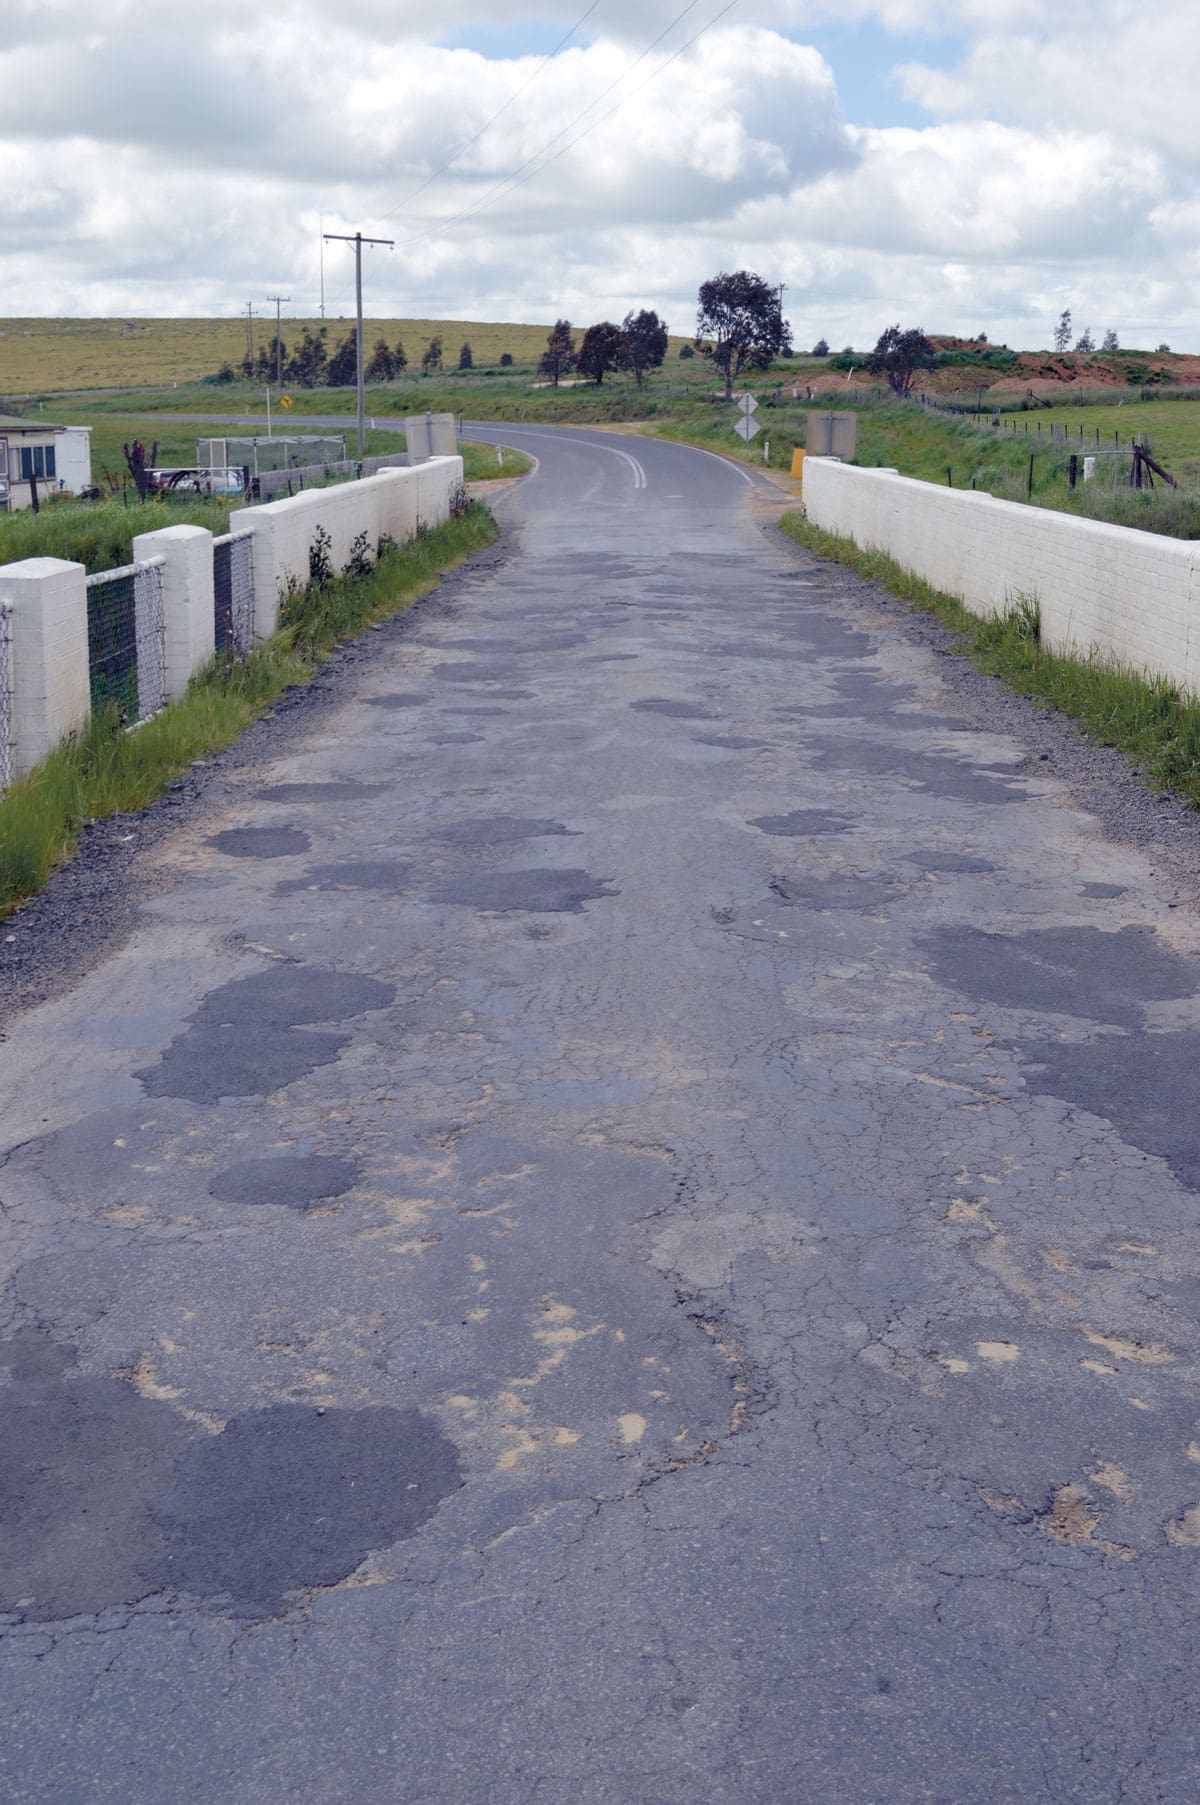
213, 530, 256, 654
250, 451, 409, 502
85, 557, 166, 724
0, 601, 13, 793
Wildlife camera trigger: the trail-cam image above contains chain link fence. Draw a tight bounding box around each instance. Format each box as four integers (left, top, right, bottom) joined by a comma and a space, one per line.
213, 531, 256, 655
0, 601, 13, 794
85, 557, 166, 724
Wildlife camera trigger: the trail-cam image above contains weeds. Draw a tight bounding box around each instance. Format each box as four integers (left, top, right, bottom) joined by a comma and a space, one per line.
780, 512, 1200, 807
0, 501, 498, 918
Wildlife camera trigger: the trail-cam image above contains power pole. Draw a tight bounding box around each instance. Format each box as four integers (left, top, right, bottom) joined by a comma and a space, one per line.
244, 302, 256, 374
267, 294, 290, 387
319, 214, 325, 319
323, 229, 394, 455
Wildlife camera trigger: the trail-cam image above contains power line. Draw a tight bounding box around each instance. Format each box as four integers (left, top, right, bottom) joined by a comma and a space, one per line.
392, 0, 707, 246
393, 0, 739, 255
381, 1, 602, 223
323, 231, 394, 456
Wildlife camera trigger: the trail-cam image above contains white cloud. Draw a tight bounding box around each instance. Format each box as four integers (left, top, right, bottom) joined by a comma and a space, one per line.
0, 2, 1196, 350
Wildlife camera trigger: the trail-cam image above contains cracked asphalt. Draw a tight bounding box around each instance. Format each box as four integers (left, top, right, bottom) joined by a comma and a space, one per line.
3, 425, 1200, 1802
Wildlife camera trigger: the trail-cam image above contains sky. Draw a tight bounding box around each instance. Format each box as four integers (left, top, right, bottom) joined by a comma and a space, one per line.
2, 0, 1197, 351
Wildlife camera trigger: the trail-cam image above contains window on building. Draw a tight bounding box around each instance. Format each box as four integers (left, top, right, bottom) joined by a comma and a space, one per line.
18, 444, 56, 481
0, 440, 7, 477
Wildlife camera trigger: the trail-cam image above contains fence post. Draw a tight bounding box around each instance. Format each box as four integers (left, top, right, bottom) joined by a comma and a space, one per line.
131, 523, 215, 701
0, 557, 91, 777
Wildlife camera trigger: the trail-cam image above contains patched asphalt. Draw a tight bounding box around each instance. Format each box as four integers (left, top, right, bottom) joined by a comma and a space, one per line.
4, 425, 1200, 1801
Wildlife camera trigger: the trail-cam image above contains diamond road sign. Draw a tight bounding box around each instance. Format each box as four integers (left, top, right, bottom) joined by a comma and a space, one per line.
734, 415, 761, 441
734, 393, 759, 415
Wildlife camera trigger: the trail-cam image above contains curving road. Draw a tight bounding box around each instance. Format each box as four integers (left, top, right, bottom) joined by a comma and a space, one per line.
3, 426, 1200, 1802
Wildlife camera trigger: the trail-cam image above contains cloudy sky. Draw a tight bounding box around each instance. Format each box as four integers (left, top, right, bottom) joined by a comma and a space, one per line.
3, 0, 1197, 349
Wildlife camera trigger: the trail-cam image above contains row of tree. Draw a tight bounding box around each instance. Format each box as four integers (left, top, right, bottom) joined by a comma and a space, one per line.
540, 272, 794, 400
223, 328, 521, 388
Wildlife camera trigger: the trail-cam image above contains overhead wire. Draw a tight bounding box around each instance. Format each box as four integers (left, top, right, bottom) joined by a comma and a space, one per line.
380, 1, 602, 222
390, 0, 732, 251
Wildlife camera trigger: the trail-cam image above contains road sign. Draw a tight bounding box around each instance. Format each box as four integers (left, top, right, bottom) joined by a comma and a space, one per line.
733, 393, 758, 416
734, 416, 761, 441
280, 395, 294, 410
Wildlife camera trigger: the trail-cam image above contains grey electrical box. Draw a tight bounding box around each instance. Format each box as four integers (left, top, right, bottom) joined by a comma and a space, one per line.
806, 411, 857, 459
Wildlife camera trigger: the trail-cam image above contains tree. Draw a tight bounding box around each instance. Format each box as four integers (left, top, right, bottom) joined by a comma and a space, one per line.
977, 332, 988, 344
695, 270, 792, 401
812, 338, 829, 356
1074, 327, 1094, 353
326, 329, 358, 386
1053, 309, 1072, 353
619, 309, 668, 387
285, 326, 328, 388
1157, 343, 1171, 354
365, 338, 395, 382
123, 438, 158, 501
867, 324, 935, 397
539, 319, 576, 387
458, 342, 474, 371
678, 343, 695, 360
500, 351, 514, 367
421, 335, 443, 374
1101, 328, 1119, 352
393, 338, 408, 374
576, 321, 626, 385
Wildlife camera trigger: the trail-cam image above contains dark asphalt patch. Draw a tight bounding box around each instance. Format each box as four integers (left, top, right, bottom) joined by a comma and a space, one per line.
258, 783, 387, 803
209, 1155, 359, 1210
749, 810, 851, 837
431, 663, 521, 684
432, 870, 616, 913
444, 706, 510, 716
900, 849, 996, 874
431, 732, 483, 745
435, 817, 572, 846
1081, 882, 1128, 899
0, 1334, 461, 1622
1017, 1031, 1200, 1191
277, 861, 410, 896
694, 735, 766, 750
137, 965, 394, 1103
583, 654, 638, 663
361, 693, 428, 709
922, 924, 1195, 1029
631, 698, 716, 720
208, 827, 311, 859
810, 739, 1025, 805
769, 874, 900, 912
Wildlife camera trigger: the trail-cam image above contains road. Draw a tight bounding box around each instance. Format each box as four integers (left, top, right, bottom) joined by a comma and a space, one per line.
3, 425, 1200, 1803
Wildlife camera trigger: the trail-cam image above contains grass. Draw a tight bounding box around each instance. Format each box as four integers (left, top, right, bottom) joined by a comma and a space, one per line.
0, 500, 498, 917
780, 512, 1200, 805
0, 495, 234, 573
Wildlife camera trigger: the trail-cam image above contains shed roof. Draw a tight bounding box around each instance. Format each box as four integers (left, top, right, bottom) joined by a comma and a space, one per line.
0, 413, 66, 433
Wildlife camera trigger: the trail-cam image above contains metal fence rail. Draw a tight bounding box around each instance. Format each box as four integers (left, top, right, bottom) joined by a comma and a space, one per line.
213, 531, 256, 654
251, 451, 409, 502
85, 557, 166, 725
0, 601, 13, 793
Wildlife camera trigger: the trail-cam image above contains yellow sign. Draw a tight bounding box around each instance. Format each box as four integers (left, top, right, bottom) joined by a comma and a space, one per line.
280, 395, 293, 410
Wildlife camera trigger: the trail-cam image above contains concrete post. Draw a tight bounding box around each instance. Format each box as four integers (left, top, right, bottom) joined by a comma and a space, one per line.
131, 523, 215, 700
227, 507, 282, 641
404, 416, 432, 464
0, 557, 91, 776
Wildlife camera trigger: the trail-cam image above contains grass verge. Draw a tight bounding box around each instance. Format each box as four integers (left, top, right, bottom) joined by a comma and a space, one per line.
0, 500, 498, 918
780, 511, 1200, 806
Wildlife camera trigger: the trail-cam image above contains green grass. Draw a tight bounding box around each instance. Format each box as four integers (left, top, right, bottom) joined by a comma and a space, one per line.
780, 512, 1200, 805
0, 495, 234, 573
0, 501, 498, 917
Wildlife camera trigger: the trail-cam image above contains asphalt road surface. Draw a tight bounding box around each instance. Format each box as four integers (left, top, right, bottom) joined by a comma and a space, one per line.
3, 427, 1200, 1803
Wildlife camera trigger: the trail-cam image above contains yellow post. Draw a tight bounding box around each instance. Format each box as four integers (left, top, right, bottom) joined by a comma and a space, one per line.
790, 448, 806, 482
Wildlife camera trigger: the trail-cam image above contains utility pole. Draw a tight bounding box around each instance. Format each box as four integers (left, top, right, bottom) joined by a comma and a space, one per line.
323, 229, 394, 455
319, 214, 325, 319
244, 302, 256, 374
267, 294, 290, 387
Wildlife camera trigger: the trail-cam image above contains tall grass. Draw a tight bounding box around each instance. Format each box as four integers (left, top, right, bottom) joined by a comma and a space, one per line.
0, 501, 498, 917
0, 495, 232, 573
780, 513, 1200, 805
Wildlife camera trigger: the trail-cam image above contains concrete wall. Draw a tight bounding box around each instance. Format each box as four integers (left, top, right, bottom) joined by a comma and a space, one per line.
802, 458, 1200, 695
0, 557, 91, 777
231, 455, 462, 638
133, 523, 215, 701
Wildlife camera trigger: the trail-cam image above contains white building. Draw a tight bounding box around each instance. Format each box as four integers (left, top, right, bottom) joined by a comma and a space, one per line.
0, 414, 93, 511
